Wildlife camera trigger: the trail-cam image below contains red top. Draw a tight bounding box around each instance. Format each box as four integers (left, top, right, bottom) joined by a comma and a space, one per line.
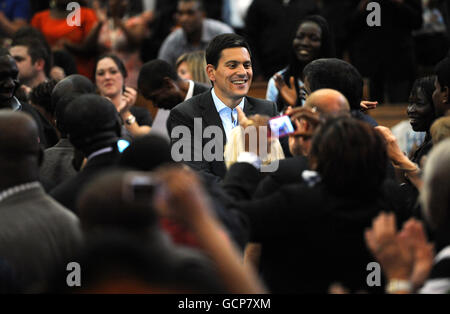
31, 8, 98, 79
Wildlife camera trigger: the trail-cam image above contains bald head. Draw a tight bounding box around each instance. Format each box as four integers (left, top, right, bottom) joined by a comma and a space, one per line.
0, 111, 41, 187
304, 89, 350, 117
0, 111, 40, 158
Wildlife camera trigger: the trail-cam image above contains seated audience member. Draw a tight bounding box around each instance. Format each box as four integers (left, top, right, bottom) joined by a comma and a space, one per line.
303, 58, 378, 126
9, 26, 73, 83
10, 37, 51, 91
431, 115, 450, 144
365, 138, 450, 294
168, 33, 278, 181
176, 50, 210, 85
94, 53, 152, 137
0, 48, 49, 148
158, 0, 234, 67
266, 15, 335, 111
0, 111, 81, 293
50, 94, 124, 213
223, 116, 411, 293
138, 59, 210, 139
52, 168, 265, 293
407, 76, 437, 166
39, 75, 97, 191
31, 0, 98, 79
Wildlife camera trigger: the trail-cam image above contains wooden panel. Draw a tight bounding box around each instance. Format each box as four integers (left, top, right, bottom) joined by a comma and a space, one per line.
248, 81, 268, 99
367, 104, 408, 128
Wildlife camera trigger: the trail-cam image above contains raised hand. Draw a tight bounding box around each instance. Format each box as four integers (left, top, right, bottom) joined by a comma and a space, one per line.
274, 75, 298, 107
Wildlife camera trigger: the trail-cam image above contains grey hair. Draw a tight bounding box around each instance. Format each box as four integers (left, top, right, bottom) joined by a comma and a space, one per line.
420, 138, 450, 230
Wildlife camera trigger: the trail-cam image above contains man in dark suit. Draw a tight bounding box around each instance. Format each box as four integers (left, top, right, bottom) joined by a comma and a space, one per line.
50, 94, 123, 213
168, 33, 278, 180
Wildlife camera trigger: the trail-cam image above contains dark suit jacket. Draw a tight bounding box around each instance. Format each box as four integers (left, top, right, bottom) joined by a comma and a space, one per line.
253, 155, 309, 198
167, 91, 278, 179
39, 138, 77, 192
0, 185, 81, 292
50, 150, 121, 213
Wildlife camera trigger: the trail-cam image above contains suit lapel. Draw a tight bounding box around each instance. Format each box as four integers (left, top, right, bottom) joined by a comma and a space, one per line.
243, 97, 256, 117
199, 92, 226, 140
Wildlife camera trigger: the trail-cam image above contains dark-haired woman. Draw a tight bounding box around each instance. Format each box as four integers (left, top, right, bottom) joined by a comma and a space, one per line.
266, 15, 335, 111
94, 54, 152, 137
407, 76, 437, 166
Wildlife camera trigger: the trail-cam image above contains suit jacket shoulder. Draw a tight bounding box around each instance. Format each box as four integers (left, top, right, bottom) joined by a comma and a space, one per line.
244, 96, 278, 117
193, 82, 211, 96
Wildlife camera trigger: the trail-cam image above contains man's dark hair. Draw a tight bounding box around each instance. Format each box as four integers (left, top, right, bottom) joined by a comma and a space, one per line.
178, 0, 204, 11
310, 116, 387, 198
12, 26, 52, 68
63, 94, 121, 154
303, 58, 363, 111
206, 33, 251, 68
435, 57, 450, 91
11, 37, 52, 77
30, 79, 58, 115
138, 59, 178, 99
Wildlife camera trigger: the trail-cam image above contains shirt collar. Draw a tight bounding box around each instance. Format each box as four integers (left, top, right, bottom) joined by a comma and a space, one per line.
211, 88, 245, 114
86, 147, 113, 161
184, 80, 195, 101
0, 182, 41, 203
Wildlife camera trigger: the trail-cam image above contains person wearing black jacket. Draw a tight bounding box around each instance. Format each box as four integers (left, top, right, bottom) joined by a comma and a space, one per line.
223, 117, 412, 293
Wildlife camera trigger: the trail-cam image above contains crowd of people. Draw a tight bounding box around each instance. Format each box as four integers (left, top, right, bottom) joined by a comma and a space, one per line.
0, 0, 450, 294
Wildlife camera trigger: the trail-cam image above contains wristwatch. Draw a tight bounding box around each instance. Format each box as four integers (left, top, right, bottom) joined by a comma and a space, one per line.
125, 115, 136, 125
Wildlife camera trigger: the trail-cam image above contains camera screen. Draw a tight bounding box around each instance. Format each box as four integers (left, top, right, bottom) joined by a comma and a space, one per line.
268, 115, 295, 138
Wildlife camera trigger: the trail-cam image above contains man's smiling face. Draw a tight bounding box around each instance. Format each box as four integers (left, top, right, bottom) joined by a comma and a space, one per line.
206, 47, 253, 105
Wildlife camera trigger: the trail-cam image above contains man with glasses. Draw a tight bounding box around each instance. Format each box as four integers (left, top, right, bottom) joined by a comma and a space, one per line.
158, 0, 233, 67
